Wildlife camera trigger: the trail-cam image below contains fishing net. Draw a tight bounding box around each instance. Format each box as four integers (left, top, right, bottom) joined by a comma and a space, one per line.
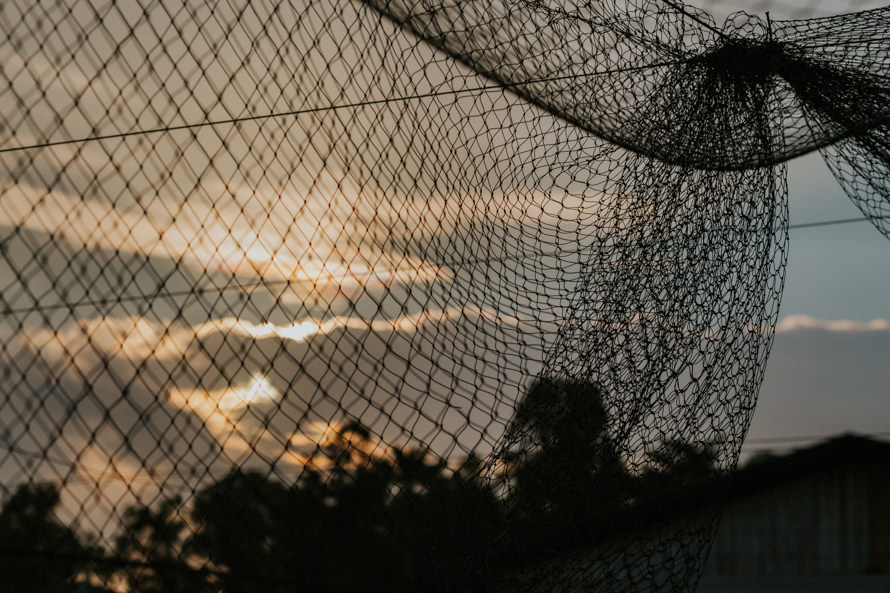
0, 0, 888, 592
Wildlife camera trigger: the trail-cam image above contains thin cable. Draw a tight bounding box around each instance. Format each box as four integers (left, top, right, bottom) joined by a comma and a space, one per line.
660, 0, 729, 38
0, 216, 877, 316
788, 216, 874, 229
0, 60, 682, 155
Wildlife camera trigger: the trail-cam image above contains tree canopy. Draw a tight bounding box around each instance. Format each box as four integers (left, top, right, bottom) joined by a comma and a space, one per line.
2, 379, 719, 593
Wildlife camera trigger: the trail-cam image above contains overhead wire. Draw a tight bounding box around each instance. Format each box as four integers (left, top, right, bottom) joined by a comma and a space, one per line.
0, 60, 683, 155
0, 214, 877, 316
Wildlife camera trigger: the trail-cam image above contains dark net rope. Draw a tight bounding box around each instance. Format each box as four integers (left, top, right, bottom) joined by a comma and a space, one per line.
0, 1, 886, 592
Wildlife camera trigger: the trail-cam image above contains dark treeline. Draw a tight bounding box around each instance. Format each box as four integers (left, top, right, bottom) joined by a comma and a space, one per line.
0, 378, 720, 593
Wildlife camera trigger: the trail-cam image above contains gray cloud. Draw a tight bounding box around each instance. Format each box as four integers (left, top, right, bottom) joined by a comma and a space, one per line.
749, 316, 890, 446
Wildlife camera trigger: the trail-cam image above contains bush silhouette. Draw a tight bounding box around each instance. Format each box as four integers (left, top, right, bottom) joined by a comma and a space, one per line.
0, 482, 102, 593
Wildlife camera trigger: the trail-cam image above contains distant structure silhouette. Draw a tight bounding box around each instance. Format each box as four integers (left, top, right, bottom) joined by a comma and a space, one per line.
1, 1, 889, 591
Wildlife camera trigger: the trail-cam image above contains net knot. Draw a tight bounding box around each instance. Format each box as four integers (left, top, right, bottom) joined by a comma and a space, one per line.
693, 38, 785, 83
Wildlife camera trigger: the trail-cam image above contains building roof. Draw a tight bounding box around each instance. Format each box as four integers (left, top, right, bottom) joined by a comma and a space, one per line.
729, 433, 890, 496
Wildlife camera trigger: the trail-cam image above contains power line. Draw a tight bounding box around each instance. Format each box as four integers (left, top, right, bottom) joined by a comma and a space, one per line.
0, 215, 878, 316
788, 216, 875, 230
0, 60, 682, 155
661, 0, 730, 38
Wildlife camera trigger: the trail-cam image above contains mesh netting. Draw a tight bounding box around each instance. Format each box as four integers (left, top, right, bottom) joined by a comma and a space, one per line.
0, 1, 887, 592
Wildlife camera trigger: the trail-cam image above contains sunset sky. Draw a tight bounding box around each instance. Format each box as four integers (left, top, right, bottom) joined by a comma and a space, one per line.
743, 151, 890, 452
690, 0, 890, 459
1, 0, 889, 541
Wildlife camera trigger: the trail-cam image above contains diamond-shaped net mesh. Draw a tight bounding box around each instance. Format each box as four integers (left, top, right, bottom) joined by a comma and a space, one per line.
0, 1, 888, 592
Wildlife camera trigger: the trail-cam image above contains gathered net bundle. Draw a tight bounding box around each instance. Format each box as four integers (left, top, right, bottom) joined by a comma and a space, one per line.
1, 1, 889, 592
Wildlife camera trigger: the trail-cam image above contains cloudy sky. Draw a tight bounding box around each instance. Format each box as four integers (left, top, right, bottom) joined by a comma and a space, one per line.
688, 0, 890, 461
743, 151, 890, 452
1, 0, 890, 538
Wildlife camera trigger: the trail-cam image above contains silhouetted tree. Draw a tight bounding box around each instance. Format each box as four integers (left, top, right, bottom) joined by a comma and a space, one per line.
646, 440, 718, 480
0, 391, 728, 593
190, 422, 402, 592
188, 421, 503, 593
189, 470, 290, 593
301, 421, 402, 591
635, 439, 721, 520
387, 448, 504, 593
114, 495, 207, 593
499, 377, 633, 556
0, 482, 102, 593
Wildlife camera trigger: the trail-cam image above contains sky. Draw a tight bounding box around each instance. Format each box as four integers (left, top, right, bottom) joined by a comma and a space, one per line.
691, 0, 890, 453
741, 151, 890, 452
1, 0, 890, 536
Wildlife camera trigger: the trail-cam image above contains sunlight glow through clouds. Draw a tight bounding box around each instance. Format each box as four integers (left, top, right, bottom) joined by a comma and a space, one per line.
285, 421, 389, 471
165, 393, 383, 471
167, 375, 279, 431
18, 306, 522, 379
0, 180, 452, 293
166, 375, 281, 466
220, 374, 280, 411
16, 304, 527, 468
286, 422, 345, 449
212, 305, 523, 342
0, 175, 603, 298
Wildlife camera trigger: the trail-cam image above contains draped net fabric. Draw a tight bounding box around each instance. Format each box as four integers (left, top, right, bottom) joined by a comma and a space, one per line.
0, 1, 887, 592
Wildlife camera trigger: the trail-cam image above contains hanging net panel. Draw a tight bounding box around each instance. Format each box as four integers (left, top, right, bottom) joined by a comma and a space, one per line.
0, 1, 888, 592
